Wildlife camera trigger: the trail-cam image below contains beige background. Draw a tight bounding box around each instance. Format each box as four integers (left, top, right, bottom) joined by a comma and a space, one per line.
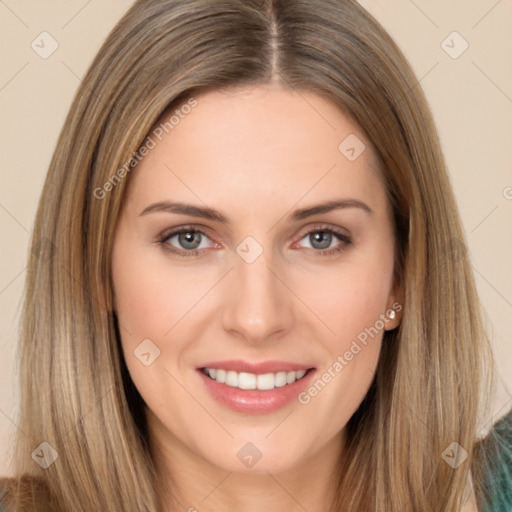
1, 1, 511, 476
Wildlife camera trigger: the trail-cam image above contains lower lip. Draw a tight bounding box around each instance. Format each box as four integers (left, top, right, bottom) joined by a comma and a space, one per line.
198, 369, 316, 414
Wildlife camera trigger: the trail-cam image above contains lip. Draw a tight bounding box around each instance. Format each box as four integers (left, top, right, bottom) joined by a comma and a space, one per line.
198, 359, 313, 374
197, 360, 316, 414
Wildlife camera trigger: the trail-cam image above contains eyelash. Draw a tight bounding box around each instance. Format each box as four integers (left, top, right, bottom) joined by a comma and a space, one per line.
157, 224, 352, 258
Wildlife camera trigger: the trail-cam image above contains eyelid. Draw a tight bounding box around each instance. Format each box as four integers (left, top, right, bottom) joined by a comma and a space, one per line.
159, 224, 217, 240
294, 222, 351, 240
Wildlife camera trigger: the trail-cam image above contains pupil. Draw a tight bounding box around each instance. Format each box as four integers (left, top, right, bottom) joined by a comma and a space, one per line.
311, 231, 331, 250
179, 232, 201, 249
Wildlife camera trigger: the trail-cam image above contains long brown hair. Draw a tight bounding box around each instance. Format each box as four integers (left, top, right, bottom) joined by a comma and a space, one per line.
5, 0, 493, 510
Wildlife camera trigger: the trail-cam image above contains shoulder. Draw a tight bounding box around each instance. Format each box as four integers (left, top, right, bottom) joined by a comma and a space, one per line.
474, 408, 512, 512
0, 475, 56, 511
0, 477, 12, 511
0, 476, 10, 497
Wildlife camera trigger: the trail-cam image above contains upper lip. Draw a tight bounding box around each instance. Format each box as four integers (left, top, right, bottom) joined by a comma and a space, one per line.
198, 360, 315, 375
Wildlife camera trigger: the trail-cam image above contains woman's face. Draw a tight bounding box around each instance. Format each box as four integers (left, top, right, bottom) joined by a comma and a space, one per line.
112, 84, 401, 475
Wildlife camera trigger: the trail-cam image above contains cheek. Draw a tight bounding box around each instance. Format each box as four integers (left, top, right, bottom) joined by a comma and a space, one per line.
299, 246, 394, 350
111, 240, 190, 411
292, 238, 394, 417
292, 261, 390, 430
112, 239, 209, 343
111, 235, 221, 404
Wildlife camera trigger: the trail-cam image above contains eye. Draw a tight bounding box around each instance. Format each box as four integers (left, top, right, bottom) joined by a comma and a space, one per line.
295, 226, 352, 255
157, 225, 352, 258
158, 227, 218, 257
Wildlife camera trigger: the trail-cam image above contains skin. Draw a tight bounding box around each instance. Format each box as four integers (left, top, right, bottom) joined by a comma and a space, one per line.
111, 83, 402, 512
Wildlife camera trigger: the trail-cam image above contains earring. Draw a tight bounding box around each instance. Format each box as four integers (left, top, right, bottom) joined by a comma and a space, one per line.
388, 310, 396, 320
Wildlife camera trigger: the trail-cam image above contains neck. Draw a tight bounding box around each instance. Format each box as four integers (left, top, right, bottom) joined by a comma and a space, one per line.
149, 415, 345, 512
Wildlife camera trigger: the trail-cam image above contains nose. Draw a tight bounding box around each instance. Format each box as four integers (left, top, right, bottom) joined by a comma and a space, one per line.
221, 249, 294, 344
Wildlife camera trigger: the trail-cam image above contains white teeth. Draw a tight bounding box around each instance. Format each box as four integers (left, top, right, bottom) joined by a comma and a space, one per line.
225, 371, 238, 387
275, 371, 287, 387
296, 369, 306, 379
238, 372, 256, 390
257, 373, 275, 390
203, 367, 309, 390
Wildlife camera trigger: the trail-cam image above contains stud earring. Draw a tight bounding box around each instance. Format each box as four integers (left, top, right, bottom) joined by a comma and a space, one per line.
388, 310, 396, 320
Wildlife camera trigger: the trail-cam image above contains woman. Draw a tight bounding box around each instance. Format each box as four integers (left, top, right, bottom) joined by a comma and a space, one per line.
0, 0, 498, 510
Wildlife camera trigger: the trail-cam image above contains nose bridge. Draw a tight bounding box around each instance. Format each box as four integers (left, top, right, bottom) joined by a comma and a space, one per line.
221, 239, 292, 342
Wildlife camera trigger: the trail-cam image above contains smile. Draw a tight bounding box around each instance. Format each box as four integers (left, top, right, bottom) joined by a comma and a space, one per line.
197, 360, 316, 414
201, 367, 309, 390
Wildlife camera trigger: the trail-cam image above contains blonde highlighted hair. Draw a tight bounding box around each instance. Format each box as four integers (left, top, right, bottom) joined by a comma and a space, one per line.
5, 0, 493, 510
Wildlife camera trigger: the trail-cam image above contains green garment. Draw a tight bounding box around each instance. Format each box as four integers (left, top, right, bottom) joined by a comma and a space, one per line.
475, 409, 512, 512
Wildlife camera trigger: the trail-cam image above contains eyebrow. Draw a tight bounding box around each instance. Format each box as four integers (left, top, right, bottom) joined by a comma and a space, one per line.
139, 199, 373, 223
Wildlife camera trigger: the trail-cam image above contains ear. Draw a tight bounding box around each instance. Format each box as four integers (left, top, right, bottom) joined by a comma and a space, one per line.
384, 279, 403, 331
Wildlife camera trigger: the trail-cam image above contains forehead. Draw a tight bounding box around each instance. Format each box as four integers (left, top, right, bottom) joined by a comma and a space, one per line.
124, 85, 387, 218
164, 85, 374, 164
